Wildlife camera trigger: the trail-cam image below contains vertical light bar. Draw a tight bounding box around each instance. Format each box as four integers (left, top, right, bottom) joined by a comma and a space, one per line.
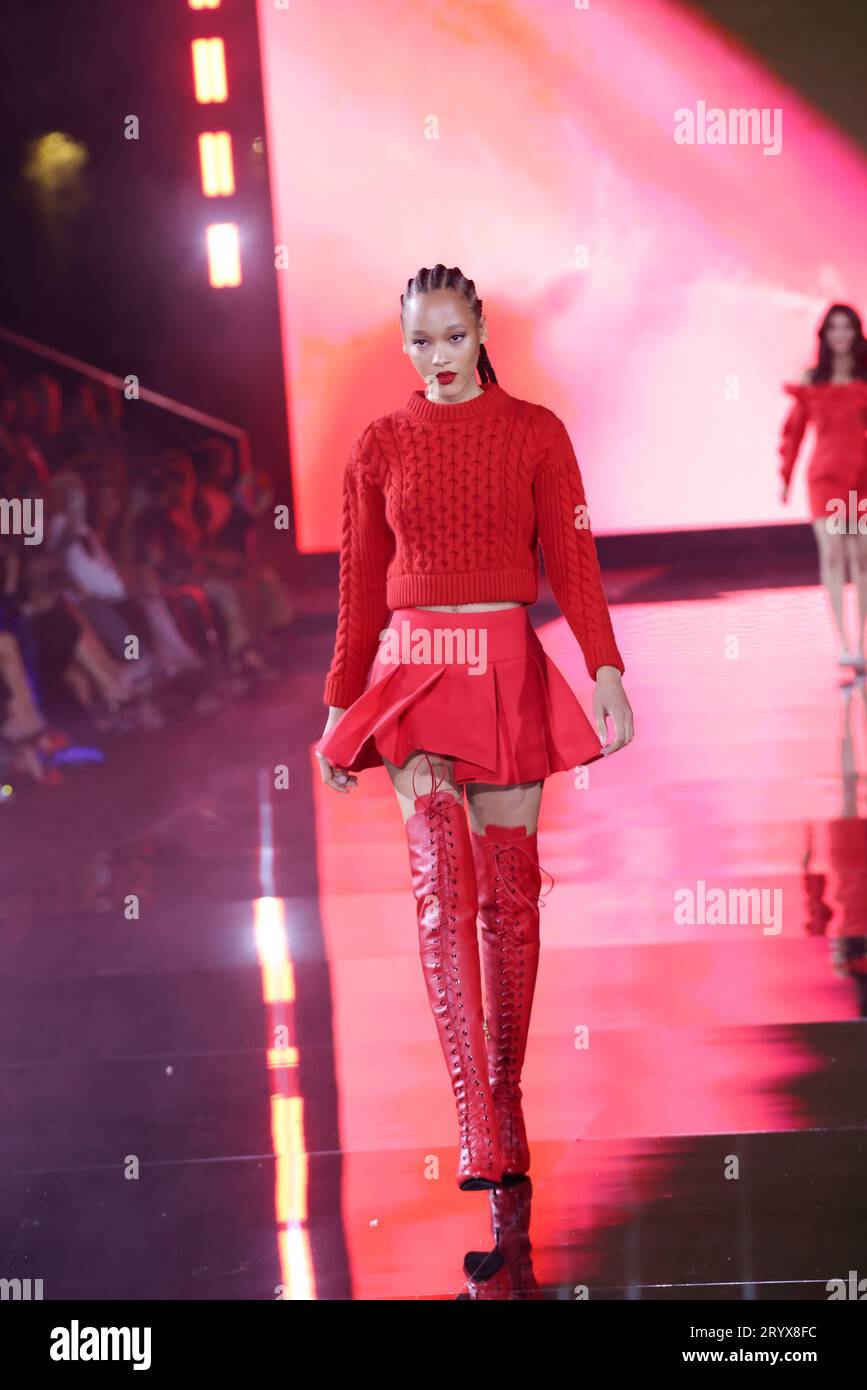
199, 132, 235, 195
206, 223, 241, 287
254, 770, 316, 1300
191, 37, 228, 103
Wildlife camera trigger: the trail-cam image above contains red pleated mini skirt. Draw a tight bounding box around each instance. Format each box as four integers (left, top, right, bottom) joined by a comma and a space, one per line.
316, 606, 606, 785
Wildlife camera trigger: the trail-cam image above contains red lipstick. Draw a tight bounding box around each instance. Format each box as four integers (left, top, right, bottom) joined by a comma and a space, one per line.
436, 372, 457, 384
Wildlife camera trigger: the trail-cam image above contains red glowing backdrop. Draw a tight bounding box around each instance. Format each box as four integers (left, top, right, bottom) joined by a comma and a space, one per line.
255, 0, 867, 550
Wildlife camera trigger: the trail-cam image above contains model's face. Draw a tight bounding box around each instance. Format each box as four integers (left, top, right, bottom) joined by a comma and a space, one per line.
825, 312, 856, 355
402, 289, 487, 403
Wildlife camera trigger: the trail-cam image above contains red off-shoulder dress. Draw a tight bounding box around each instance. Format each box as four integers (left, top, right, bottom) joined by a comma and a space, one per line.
778, 379, 867, 520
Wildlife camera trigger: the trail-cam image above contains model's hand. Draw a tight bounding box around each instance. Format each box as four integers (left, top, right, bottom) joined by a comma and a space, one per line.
594, 668, 634, 756
316, 706, 358, 793
424, 372, 445, 402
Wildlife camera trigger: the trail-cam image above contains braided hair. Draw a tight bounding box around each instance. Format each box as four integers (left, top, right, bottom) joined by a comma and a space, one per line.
400, 263, 498, 384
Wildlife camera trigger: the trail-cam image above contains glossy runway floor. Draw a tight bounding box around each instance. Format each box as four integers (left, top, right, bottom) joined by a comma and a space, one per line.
2, 583, 866, 1300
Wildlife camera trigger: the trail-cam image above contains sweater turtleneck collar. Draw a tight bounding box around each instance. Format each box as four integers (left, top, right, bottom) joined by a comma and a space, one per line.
404, 380, 509, 423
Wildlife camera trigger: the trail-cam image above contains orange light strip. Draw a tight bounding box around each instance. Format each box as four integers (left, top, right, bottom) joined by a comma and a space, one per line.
272, 1097, 310, 1224
252, 858, 316, 1298
267, 1045, 300, 1070
277, 1225, 316, 1302
199, 132, 235, 196
191, 37, 228, 103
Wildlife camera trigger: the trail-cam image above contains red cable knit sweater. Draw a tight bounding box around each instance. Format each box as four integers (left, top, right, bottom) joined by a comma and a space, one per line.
323, 381, 625, 707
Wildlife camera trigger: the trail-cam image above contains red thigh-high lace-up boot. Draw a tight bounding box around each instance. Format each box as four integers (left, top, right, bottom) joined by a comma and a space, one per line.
471, 823, 551, 1182
404, 774, 503, 1191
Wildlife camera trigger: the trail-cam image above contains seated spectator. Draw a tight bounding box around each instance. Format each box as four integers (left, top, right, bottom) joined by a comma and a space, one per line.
46, 469, 202, 683
135, 450, 271, 676
62, 378, 128, 478
6, 509, 152, 728
21, 372, 67, 473
192, 439, 294, 637
0, 357, 294, 787
0, 383, 51, 492
0, 619, 70, 786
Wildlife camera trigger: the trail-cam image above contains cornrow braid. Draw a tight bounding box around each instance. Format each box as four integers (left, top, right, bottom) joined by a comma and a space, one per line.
400, 262, 498, 384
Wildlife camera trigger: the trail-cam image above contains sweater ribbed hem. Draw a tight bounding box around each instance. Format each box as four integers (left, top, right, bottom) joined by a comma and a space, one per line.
403, 380, 511, 423
324, 672, 368, 709
581, 644, 626, 680
387, 568, 538, 608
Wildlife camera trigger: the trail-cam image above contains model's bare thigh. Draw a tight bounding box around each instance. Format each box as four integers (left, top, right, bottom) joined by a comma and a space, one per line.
383, 750, 545, 835
383, 749, 463, 822
465, 779, 544, 835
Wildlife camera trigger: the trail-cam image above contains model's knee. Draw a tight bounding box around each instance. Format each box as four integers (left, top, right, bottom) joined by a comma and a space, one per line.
849, 544, 867, 578
821, 548, 847, 578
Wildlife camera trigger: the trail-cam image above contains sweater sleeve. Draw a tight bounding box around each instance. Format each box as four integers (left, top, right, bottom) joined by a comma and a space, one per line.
532, 413, 625, 680
323, 423, 395, 708
778, 384, 809, 487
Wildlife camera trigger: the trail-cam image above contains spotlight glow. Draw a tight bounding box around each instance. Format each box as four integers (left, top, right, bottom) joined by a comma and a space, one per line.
205, 222, 241, 287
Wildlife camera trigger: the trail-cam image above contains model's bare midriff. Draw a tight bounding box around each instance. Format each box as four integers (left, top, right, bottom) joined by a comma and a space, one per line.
416, 602, 524, 613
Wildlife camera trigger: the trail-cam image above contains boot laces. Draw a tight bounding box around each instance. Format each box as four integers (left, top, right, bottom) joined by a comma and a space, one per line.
410, 751, 496, 1167
410, 749, 453, 812
490, 841, 555, 915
